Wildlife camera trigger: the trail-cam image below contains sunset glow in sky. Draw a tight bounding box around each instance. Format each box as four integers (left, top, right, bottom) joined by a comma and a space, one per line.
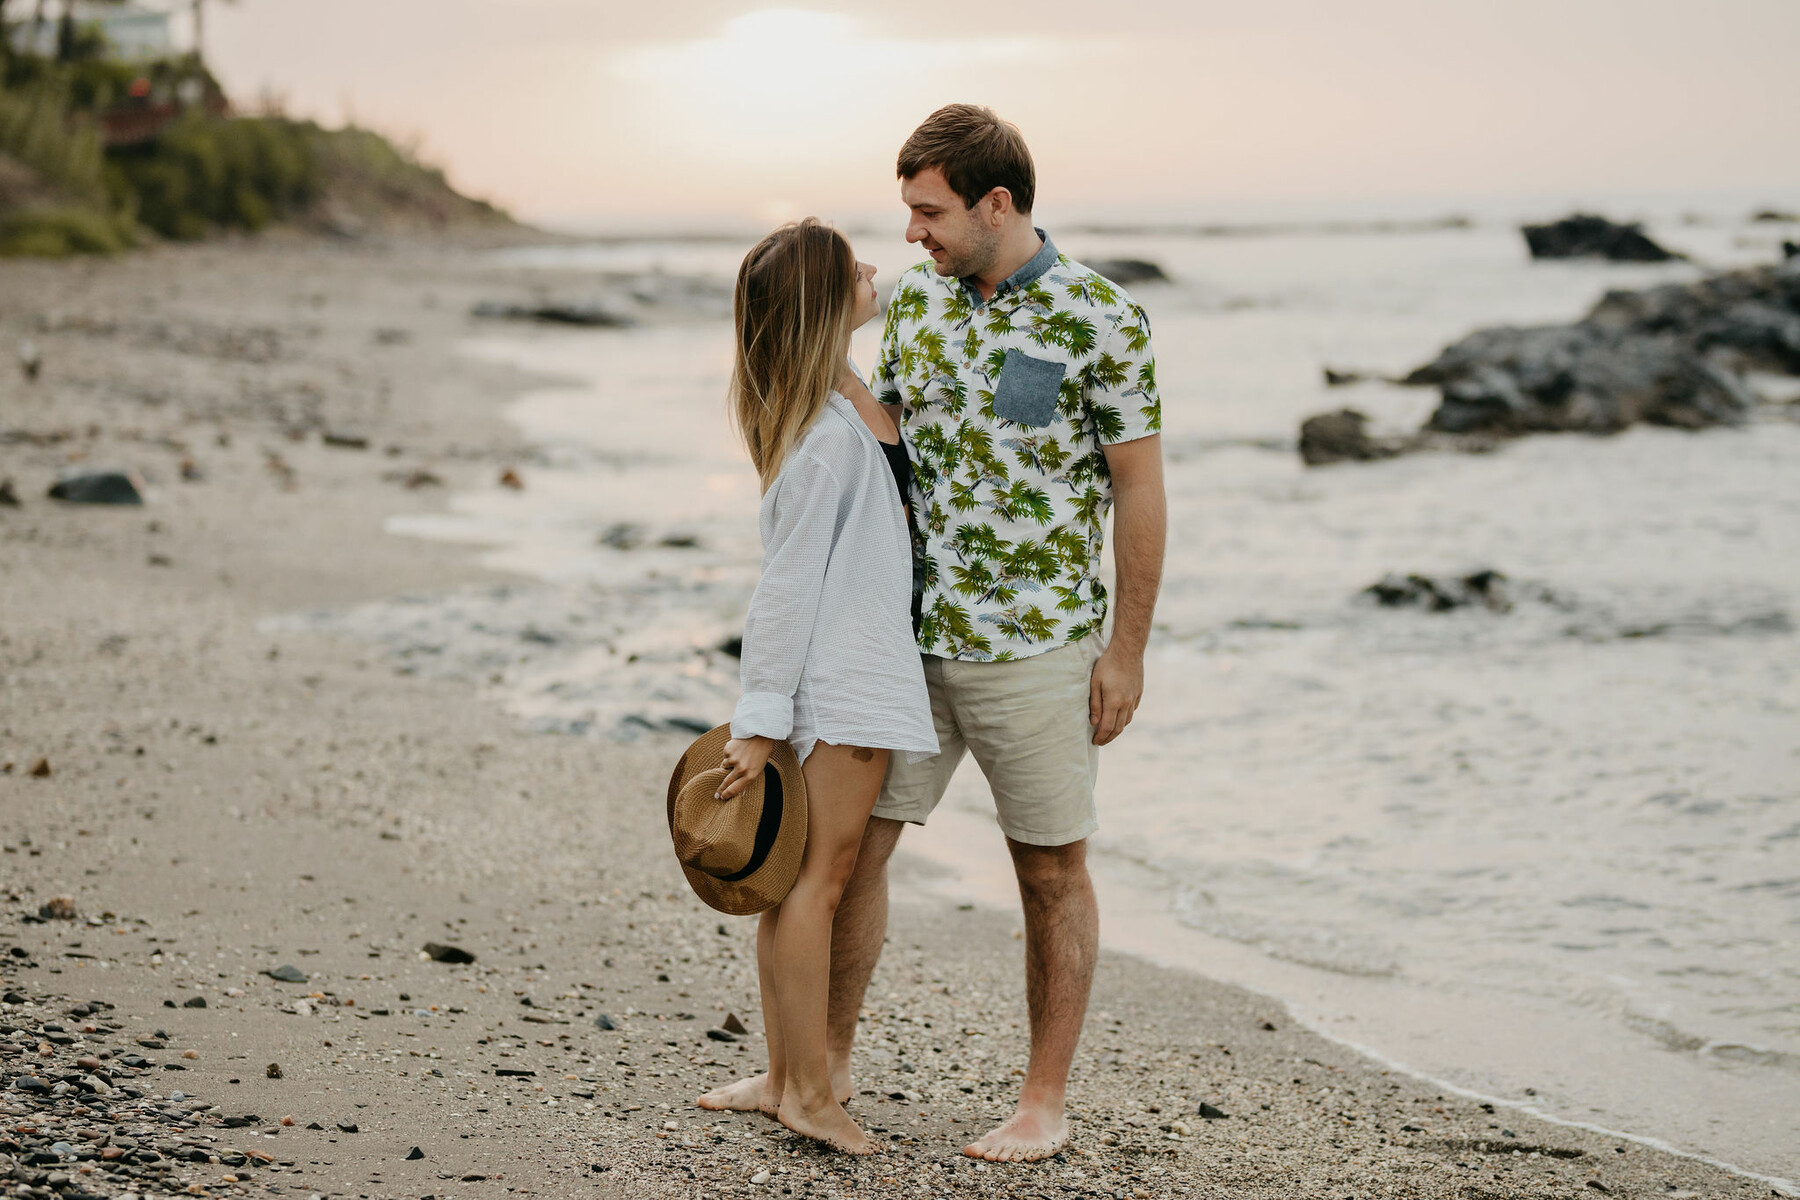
203, 0, 1800, 230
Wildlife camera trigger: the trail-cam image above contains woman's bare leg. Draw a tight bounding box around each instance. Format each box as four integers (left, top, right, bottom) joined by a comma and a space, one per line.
697, 908, 783, 1115
771, 742, 887, 1154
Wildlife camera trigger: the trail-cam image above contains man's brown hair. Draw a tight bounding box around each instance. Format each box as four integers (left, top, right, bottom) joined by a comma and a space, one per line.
897, 103, 1035, 215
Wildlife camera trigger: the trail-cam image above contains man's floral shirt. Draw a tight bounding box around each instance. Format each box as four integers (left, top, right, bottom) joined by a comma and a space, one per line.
871, 232, 1161, 662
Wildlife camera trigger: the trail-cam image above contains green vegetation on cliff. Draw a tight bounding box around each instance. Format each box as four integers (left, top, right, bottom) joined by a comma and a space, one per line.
0, 23, 511, 256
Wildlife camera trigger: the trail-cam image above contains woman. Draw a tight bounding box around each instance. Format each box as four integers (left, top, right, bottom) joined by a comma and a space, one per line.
697, 218, 936, 1155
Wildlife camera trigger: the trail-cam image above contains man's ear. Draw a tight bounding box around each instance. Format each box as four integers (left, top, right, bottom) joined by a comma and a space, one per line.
982, 187, 1012, 228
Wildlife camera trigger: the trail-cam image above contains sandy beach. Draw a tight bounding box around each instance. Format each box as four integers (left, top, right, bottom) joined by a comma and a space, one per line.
0, 239, 1784, 1200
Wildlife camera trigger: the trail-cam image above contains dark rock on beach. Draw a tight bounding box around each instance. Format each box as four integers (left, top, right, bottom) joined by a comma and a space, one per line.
48, 469, 144, 505
423, 941, 477, 964
1364, 570, 1512, 613
1785, 240, 1799, 261
1521, 213, 1679, 262
472, 300, 634, 328
1088, 258, 1169, 286
1298, 409, 1408, 465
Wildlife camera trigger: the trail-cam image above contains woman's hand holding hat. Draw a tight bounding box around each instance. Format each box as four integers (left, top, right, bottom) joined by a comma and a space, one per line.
719, 736, 779, 800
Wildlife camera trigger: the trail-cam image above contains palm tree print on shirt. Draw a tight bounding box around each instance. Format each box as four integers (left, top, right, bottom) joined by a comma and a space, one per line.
873, 242, 1162, 662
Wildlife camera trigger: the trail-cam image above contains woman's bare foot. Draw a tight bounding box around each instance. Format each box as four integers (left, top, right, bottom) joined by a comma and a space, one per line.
777, 1094, 881, 1155
698, 1067, 853, 1117
963, 1104, 1069, 1162
697, 1073, 778, 1117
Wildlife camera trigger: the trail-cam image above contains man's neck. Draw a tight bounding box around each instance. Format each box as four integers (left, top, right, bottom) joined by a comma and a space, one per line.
970, 222, 1044, 301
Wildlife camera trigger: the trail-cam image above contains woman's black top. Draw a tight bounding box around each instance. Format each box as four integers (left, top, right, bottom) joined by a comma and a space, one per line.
878, 437, 925, 637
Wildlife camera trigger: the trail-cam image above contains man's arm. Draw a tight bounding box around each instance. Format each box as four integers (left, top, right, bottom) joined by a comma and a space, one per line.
1089, 434, 1165, 745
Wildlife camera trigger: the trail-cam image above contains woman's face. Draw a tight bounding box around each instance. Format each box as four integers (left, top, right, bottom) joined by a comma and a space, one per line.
849, 258, 879, 330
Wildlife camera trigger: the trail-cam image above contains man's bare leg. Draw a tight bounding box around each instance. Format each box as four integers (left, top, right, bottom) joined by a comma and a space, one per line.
965, 837, 1097, 1163
824, 816, 903, 1095
697, 814, 904, 1115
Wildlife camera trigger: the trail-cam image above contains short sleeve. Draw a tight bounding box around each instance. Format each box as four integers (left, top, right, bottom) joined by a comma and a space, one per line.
1082, 301, 1161, 445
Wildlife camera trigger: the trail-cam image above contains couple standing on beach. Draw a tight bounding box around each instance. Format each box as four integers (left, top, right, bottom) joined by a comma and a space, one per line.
680, 104, 1165, 1159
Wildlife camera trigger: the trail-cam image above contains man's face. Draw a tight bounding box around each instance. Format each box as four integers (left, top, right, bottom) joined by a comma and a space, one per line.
901, 167, 999, 280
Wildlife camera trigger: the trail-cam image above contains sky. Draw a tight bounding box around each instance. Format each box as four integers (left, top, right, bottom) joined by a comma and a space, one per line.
195, 0, 1800, 231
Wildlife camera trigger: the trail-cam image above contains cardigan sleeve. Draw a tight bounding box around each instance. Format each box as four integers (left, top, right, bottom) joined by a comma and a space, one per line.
730, 450, 844, 742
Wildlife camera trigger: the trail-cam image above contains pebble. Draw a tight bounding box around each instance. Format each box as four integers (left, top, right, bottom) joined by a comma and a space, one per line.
423, 942, 477, 964
263, 964, 308, 983
750, 1169, 771, 1185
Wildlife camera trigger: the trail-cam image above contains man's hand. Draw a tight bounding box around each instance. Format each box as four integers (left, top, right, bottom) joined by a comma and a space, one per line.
718, 736, 780, 799
1088, 644, 1144, 745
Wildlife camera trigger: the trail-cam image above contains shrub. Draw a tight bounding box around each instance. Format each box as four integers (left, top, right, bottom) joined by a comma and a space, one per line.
0, 204, 134, 256
107, 113, 320, 238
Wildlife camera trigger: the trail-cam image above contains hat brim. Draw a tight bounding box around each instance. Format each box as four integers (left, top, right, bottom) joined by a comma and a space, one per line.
666, 724, 808, 916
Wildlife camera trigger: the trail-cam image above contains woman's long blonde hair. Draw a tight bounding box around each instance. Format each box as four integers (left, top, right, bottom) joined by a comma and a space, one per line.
731, 218, 856, 492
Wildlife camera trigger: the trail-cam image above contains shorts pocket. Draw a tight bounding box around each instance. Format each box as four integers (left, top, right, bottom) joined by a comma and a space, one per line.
993, 350, 1066, 428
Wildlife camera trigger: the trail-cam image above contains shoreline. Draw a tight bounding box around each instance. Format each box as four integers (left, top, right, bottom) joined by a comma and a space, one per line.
0, 238, 1782, 1199
396, 312, 1800, 1187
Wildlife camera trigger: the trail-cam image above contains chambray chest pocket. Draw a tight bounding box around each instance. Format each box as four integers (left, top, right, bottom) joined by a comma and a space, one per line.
993, 350, 1066, 428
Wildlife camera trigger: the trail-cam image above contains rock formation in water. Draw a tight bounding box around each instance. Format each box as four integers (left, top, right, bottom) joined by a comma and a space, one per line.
1088, 259, 1170, 286
1520, 213, 1679, 262
1299, 256, 1800, 460
1298, 409, 1407, 465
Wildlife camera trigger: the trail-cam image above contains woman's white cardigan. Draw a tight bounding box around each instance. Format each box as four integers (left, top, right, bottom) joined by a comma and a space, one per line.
730, 391, 938, 765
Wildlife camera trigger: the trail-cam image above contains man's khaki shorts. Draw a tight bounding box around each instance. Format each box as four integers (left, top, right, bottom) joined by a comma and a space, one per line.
872, 638, 1102, 847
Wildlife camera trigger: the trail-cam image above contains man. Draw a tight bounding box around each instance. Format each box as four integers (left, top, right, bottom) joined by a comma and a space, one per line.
701, 103, 1165, 1162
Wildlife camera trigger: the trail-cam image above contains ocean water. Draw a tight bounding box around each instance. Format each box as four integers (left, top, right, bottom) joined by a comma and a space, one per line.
278, 210, 1800, 1183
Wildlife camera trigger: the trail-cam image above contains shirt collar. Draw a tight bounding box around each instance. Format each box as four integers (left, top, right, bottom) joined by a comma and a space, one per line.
959, 227, 1057, 306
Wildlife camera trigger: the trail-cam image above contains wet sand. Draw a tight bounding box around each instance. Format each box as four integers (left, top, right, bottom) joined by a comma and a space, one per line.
0, 240, 1782, 1199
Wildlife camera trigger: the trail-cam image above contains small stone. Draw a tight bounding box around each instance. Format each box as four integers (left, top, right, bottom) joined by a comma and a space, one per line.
265, 1062, 283, 1079
48, 469, 144, 505
422, 943, 476, 965
306, 1121, 325, 1130
14, 1074, 49, 1093
38, 895, 76, 918
599, 522, 644, 550
1260, 1020, 1277, 1031
181, 1050, 198, 1060
280, 1114, 294, 1125
406, 1146, 425, 1160
721, 1012, 748, 1035
495, 1068, 535, 1077
0, 478, 19, 507
263, 964, 308, 983
706, 1029, 737, 1042
322, 431, 370, 450
593, 1014, 616, 1030
750, 1169, 771, 1185
498, 468, 524, 490
336, 1119, 359, 1133
1198, 1102, 1229, 1120
182, 996, 207, 1008
179, 458, 205, 482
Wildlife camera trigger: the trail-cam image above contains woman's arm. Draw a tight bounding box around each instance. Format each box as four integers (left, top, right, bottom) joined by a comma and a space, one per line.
730, 450, 843, 747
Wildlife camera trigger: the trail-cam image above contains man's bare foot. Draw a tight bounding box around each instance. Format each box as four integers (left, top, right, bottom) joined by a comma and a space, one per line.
964, 1105, 1069, 1162
777, 1094, 881, 1156
696, 1073, 778, 1117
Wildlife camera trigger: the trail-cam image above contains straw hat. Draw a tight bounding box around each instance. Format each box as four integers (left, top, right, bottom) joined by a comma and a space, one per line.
666, 723, 808, 915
